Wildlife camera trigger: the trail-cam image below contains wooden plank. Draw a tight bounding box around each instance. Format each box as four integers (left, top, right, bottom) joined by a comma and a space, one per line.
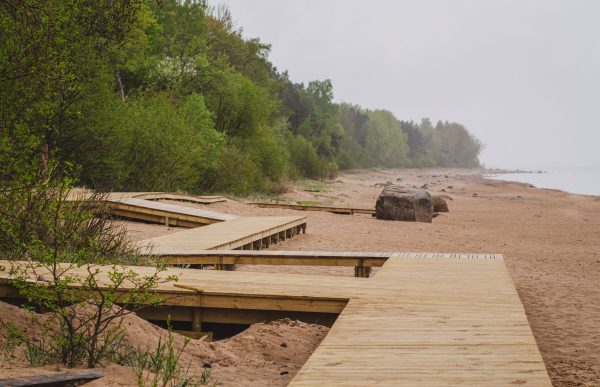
66, 189, 227, 205
137, 306, 339, 326
140, 216, 307, 253
160, 250, 391, 268
250, 202, 376, 215
131, 192, 227, 204
109, 197, 236, 227
289, 254, 550, 386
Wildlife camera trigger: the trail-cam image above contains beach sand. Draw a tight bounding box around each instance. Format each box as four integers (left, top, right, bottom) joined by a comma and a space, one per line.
2, 168, 598, 386
140, 168, 600, 386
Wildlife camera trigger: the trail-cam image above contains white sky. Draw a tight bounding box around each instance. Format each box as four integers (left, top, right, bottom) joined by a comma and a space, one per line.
218, 0, 600, 168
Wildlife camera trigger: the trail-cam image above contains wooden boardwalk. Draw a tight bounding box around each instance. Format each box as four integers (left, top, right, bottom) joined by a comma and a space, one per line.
68, 189, 227, 204
0, 253, 551, 385
141, 216, 307, 253
68, 189, 231, 227
108, 197, 237, 227
250, 202, 376, 215
291, 253, 550, 386
125, 192, 226, 204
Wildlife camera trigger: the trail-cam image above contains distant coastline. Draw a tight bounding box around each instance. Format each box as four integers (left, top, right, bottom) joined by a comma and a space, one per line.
482, 168, 546, 175
484, 166, 600, 196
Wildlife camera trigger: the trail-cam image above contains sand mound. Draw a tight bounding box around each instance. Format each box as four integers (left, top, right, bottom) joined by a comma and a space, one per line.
0, 301, 329, 386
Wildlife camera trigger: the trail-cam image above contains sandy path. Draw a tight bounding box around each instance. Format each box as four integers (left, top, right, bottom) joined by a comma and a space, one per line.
123, 168, 600, 386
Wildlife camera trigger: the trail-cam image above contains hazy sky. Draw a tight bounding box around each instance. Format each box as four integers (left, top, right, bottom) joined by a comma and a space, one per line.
218, 0, 599, 168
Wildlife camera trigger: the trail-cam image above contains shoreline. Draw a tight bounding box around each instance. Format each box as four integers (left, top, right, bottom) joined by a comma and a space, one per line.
485, 175, 600, 199
484, 167, 600, 198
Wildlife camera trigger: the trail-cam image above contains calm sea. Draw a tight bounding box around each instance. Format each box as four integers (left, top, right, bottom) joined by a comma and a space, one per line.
485, 166, 600, 196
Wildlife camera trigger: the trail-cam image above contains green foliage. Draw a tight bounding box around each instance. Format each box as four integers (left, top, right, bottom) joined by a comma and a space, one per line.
206, 144, 263, 195
0, 160, 174, 368
1, 0, 483, 199
132, 327, 220, 387
0, 320, 25, 367
289, 136, 321, 178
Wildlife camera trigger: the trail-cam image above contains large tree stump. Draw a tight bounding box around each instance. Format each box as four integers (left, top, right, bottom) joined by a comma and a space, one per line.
375, 186, 433, 223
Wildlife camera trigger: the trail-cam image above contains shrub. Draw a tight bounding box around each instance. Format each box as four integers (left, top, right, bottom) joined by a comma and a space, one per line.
288, 136, 321, 178
0, 162, 174, 368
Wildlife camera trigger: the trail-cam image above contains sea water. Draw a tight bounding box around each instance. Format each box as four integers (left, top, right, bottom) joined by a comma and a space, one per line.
485, 166, 600, 196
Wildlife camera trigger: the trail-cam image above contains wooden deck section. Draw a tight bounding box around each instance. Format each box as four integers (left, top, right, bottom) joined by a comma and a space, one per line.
126, 192, 226, 204
291, 253, 550, 386
108, 197, 237, 227
140, 216, 307, 253
67, 189, 227, 204
250, 202, 376, 215
0, 254, 550, 385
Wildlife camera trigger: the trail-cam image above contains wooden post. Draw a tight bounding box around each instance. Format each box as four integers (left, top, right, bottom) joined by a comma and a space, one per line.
164, 216, 170, 227
354, 259, 370, 278
192, 308, 202, 332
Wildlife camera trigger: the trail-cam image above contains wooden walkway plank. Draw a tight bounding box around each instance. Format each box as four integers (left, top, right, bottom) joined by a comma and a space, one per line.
67, 189, 227, 204
290, 255, 550, 386
108, 197, 237, 227
128, 192, 227, 204
140, 216, 307, 253
159, 250, 391, 268
250, 202, 376, 215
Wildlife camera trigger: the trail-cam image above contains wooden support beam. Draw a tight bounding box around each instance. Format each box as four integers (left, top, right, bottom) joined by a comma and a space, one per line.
192, 308, 202, 332
137, 307, 339, 326
163, 250, 391, 268
249, 202, 376, 216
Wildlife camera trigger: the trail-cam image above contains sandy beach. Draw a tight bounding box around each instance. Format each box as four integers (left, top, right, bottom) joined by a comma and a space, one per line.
2, 168, 598, 386
163, 167, 599, 387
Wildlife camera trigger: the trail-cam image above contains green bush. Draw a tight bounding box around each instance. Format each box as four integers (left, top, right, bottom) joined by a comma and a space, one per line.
288, 136, 321, 178
207, 145, 264, 195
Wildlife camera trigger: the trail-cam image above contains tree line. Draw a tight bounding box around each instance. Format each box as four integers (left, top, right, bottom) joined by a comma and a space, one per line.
1, 0, 483, 195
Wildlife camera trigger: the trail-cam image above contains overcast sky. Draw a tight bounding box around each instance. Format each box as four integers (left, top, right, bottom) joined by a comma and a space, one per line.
218, 0, 599, 168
